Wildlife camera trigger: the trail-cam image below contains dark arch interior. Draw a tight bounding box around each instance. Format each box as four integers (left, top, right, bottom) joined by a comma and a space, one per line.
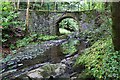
56, 17, 79, 35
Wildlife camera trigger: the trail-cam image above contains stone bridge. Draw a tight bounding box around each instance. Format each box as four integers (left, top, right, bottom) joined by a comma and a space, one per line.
18, 10, 96, 35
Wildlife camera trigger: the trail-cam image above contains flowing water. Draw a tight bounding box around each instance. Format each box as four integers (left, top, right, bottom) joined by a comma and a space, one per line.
1, 38, 87, 79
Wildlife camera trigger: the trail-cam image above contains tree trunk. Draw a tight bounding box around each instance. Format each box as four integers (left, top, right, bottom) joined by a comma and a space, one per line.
17, 0, 20, 10
41, 0, 44, 6
111, 2, 120, 51
13, 2, 16, 9
25, 0, 30, 34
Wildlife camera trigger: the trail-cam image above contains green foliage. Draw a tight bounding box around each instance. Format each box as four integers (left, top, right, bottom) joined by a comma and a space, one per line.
79, 11, 112, 45
16, 36, 33, 48
80, 1, 104, 11
38, 34, 58, 41
1, 2, 20, 28
0, 2, 13, 11
59, 28, 71, 34
16, 33, 58, 48
15, 1, 110, 12
59, 18, 79, 34
76, 37, 120, 79
1, 54, 12, 63
79, 26, 110, 45
61, 39, 79, 55
1, 2, 23, 46
1, 11, 20, 28
61, 43, 76, 55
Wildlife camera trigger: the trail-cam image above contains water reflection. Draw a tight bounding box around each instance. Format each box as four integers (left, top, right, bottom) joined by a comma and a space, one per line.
20, 45, 64, 69
48, 45, 64, 63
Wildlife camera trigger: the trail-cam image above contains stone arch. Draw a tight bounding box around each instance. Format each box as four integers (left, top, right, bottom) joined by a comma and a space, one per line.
55, 13, 80, 35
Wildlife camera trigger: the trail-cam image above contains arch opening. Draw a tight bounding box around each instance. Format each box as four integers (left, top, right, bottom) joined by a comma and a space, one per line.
56, 17, 79, 35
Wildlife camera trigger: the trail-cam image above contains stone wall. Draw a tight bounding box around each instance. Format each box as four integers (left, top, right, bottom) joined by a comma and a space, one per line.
48, 12, 82, 35
18, 10, 96, 35
18, 10, 51, 35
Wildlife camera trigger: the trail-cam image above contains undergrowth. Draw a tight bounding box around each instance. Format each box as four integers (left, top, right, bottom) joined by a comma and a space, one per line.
15, 34, 58, 49
76, 37, 120, 79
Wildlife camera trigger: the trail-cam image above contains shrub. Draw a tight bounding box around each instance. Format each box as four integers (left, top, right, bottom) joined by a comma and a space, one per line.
1, 2, 24, 49
76, 37, 120, 79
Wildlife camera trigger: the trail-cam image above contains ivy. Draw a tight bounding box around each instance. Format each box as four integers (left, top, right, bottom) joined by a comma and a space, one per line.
76, 37, 120, 79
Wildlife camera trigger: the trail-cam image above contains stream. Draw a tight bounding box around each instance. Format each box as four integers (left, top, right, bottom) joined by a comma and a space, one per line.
1, 36, 87, 80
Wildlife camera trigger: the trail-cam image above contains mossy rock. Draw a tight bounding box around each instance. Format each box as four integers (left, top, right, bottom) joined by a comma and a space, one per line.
78, 70, 95, 80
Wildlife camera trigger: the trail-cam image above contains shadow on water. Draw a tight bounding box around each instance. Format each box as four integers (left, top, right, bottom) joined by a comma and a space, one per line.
2, 39, 88, 80
19, 45, 64, 69
48, 45, 64, 63
1, 44, 66, 80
